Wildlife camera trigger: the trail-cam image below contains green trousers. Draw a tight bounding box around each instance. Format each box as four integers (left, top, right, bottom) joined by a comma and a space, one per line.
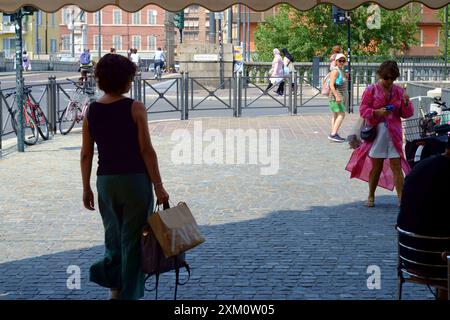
90, 173, 153, 300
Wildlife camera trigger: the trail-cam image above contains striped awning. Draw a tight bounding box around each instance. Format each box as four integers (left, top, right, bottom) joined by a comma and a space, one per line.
0, 1, 450, 13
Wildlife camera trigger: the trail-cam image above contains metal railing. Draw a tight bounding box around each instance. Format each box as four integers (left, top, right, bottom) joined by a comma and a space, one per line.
245, 60, 450, 107
3, 70, 450, 155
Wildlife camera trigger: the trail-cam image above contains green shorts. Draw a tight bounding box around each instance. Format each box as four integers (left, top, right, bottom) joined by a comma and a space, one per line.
329, 100, 345, 113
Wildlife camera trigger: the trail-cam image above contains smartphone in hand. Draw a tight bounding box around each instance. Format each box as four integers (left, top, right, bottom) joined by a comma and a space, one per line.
386, 105, 395, 111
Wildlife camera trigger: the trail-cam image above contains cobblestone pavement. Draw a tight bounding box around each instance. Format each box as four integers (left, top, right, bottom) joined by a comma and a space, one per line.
0, 113, 433, 300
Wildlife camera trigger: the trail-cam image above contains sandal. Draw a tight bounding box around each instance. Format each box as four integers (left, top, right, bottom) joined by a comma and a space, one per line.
365, 198, 375, 208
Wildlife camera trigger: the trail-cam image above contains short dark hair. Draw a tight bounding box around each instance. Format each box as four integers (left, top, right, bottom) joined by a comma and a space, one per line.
94, 53, 136, 94
377, 60, 400, 80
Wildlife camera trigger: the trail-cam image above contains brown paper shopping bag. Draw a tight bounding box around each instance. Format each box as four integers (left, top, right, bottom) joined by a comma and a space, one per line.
148, 202, 205, 257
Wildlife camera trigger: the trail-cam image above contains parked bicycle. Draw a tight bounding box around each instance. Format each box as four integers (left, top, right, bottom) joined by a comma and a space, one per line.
3, 86, 49, 145
59, 78, 96, 135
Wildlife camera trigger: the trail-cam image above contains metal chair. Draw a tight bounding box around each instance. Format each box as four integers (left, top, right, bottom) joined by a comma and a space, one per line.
397, 226, 450, 300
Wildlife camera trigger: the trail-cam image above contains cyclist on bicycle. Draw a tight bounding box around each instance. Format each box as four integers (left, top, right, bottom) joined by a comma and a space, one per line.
153, 47, 165, 79
79, 48, 93, 84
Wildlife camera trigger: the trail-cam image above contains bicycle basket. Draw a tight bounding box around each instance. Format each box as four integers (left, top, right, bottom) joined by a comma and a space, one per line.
403, 113, 450, 142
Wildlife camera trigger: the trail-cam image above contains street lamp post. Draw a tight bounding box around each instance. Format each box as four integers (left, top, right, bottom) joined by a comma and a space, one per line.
227, 8, 233, 44
98, 11, 102, 59
71, 9, 75, 57
15, 11, 25, 152
35, 11, 39, 58
346, 11, 352, 113
237, 5, 241, 44
246, 8, 250, 61
332, 6, 352, 111
445, 5, 448, 79
218, 15, 224, 87
209, 12, 216, 43
242, 6, 247, 61
45, 12, 48, 54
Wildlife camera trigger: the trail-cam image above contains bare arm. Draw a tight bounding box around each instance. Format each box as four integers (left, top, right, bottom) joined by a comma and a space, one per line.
132, 101, 169, 204
329, 70, 341, 103
80, 119, 95, 210
399, 87, 414, 119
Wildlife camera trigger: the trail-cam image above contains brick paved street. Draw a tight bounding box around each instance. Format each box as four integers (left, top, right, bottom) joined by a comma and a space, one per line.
0, 113, 432, 300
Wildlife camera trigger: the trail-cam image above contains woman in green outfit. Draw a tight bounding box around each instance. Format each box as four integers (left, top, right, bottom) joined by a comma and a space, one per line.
80, 53, 169, 299
328, 53, 348, 142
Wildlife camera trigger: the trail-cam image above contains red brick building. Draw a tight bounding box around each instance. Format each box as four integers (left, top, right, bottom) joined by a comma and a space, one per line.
60, 5, 166, 59
406, 5, 442, 56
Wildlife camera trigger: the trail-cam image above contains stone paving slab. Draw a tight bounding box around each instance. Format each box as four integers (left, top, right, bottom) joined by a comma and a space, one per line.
0, 113, 433, 300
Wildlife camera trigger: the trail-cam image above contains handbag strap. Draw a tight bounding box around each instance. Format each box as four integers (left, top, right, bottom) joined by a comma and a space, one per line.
144, 263, 191, 300
154, 201, 171, 213
174, 263, 191, 300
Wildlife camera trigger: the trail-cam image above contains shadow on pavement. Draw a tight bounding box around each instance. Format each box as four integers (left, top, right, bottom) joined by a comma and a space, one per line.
0, 196, 432, 300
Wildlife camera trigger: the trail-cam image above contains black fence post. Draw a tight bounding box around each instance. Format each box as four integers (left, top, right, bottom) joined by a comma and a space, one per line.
293, 71, 298, 115
184, 72, 189, 120
288, 71, 293, 115
238, 72, 243, 117
137, 72, 142, 102
47, 76, 57, 135
180, 72, 185, 120
0, 81, 2, 156
46, 76, 52, 134
312, 56, 320, 89
233, 72, 238, 117
133, 72, 142, 102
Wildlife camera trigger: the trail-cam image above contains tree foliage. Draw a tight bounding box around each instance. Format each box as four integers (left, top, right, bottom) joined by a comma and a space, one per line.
254, 4, 420, 62
437, 7, 449, 59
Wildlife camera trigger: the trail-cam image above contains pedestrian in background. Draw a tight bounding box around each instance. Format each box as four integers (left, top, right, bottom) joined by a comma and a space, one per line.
22, 51, 30, 71
276, 48, 295, 96
79, 48, 93, 84
80, 53, 169, 300
265, 48, 284, 95
153, 47, 166, 79
130, 48, 141, 68
110, 48, 117, 54
329, 45, 342, 70
346, 60, 413, 207
328, 53, 347, 142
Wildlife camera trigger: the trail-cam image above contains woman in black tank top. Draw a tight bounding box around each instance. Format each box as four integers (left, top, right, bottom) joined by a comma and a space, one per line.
80, 53, 169, 300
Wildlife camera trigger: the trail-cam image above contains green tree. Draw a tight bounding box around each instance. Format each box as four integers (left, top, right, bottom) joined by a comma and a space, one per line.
437, 7, 449, 61
254, 4, 420, 62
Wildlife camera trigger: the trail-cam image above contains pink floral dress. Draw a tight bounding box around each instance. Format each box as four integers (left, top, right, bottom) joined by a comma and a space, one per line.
345, 83, 414, 190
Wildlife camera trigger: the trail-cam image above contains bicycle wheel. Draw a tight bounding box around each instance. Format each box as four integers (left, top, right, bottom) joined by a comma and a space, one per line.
33, 105, 50, 140
156, 65, 161, 80
59, 102, 78, 135
11, 110, 39, 146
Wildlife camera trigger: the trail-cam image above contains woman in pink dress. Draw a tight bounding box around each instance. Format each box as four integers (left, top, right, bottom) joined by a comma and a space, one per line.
346, 61, 414, 207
